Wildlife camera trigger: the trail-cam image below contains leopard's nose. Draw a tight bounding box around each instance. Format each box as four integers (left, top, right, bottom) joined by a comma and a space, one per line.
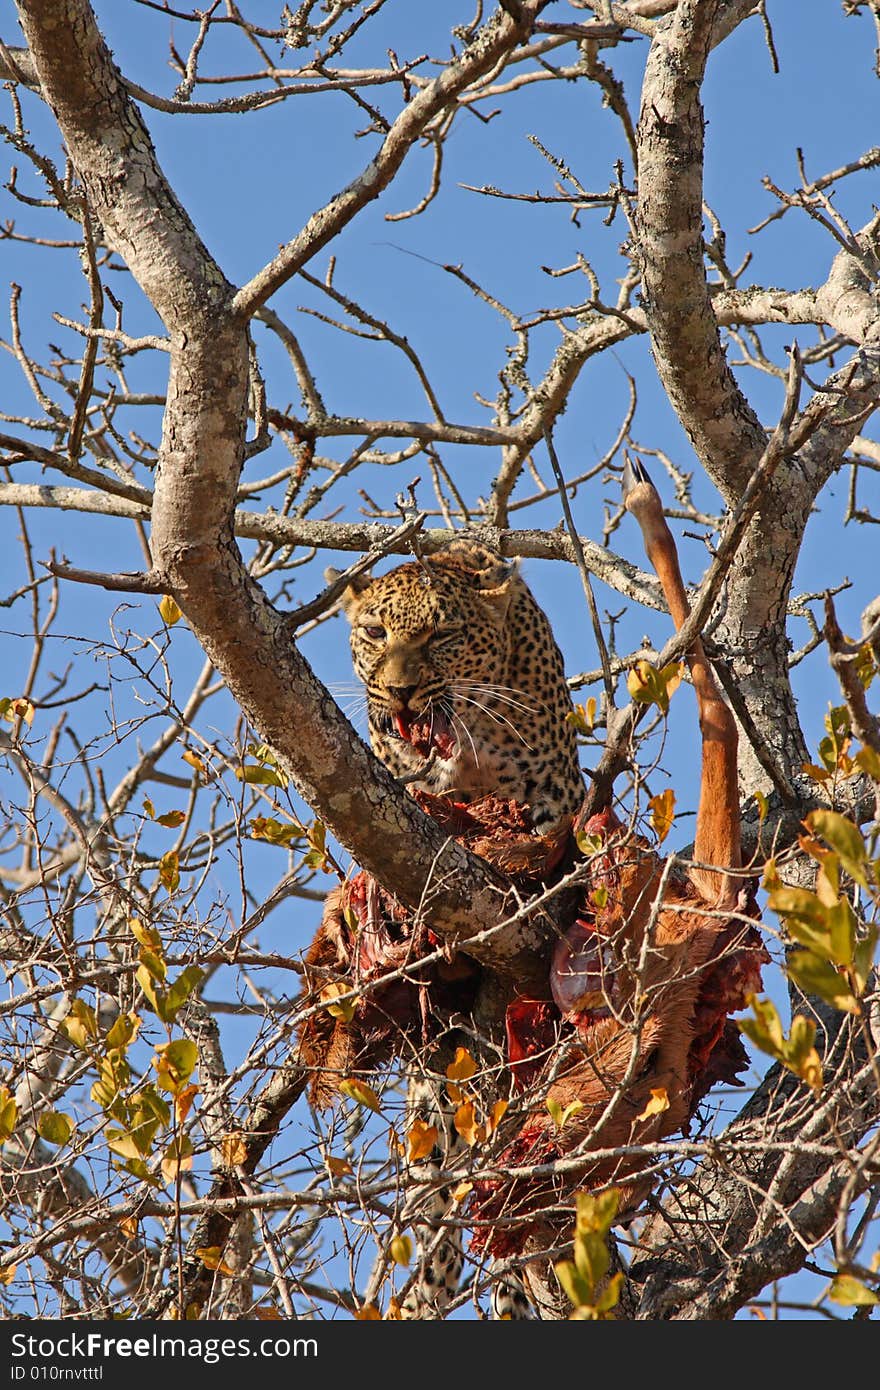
387, 684, 418, 709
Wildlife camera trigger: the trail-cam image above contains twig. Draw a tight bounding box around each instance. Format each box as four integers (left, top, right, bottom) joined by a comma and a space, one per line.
544, 425, 616, 707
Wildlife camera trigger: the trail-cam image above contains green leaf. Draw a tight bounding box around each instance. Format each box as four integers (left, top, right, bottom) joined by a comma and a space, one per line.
236, 764, 288, 788
855, 746, 880, 781
829, 1275, 879, 1307
116, 1156, 161, 1188
137, 948, 166, 984
37, 1110, 73, 1147
853, 925, 879, 995
105, 1012, 140, 1054
91, 1053, 131, 1119
161, 966, 205, 1023
806, 811, 869, 889
554, 1260, 593, 1310
576, 831, 604, 857
594, 1272, 623, 1314
136, 964, 162, 1015
250, 816, 303, 847
738, 995, 785, 1054
106, 1129, 149, 1163
825, 895, 858, 968
786, 949, 860, 1014
154, 1039, 198, 1094
573, 1230, 610, 1290
575, 1188, 620, 1238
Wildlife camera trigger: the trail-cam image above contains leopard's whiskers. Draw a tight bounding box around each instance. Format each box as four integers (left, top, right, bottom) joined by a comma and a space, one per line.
452, 680, 542, 716
452, 690, 535, 752
439, 696, 478, 767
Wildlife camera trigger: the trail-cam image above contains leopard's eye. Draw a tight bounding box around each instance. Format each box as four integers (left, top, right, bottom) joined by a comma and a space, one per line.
362, 624, 386, 641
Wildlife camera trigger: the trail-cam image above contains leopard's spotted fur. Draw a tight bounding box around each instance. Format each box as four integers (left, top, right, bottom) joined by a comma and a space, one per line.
336, 540, 584, 831
334, 540, 585, 1320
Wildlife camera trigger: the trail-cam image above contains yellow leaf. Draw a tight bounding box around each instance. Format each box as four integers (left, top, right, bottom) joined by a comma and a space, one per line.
158, 594, 183, 626
326, 1155, 353, 1178
338, 1078, 381, 1113
143, 796, 156, 820
547, 1096, 585, 1131
0, 1263, 17, 1285
802, 761, 832, 785
486, 1099, 508, 1136
574, 1188, 621, 1238
648, 788, 676, 845
453, 1100, 484, 1147
2, 696, 34, 727
636, 1087, 670, 1122
156, 810, 186, 829
161, 1135, 193, 1184
407, 1119, 439, 1162
796, 1046, 824, 1092
196, 1246, 234, 1276
855, 746, 880, 781
320, 982, 356, 1022
119, 1216, 138, 1241
251, 816, 302, 847
107, 1129, 148, 1163
566, 699, 596, 735
61, 999, 99, 1050
385, 1298, 403, 1320
753, 789, 768, 823
154, 1039, 198, 1095
354, 1304, 382, 1320
221, 1132, 248, 1167
129, 916, 162, 951
0, 1086, 18, 1142
158, 850, 180, 894
175, 1083, 200, 1125
451, 1181, 473, 1202
389, 1235, 412, 1267
627, 660, 683, 714
446, 1047, 477, 1084
182, 749, 207, 777
37, 1110, 73, 1146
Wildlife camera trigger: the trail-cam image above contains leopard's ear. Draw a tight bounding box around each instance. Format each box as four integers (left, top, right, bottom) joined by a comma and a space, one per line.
324, 566, 373, 621
437, 539, 515, 592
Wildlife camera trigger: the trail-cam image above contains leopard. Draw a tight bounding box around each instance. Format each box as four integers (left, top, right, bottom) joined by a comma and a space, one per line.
332, 539, 585, 833
329, 538, 587, 1320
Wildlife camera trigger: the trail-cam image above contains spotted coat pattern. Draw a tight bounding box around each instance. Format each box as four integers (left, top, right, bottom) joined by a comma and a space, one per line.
338, 540, 585, 830
335, 540, 586, 1320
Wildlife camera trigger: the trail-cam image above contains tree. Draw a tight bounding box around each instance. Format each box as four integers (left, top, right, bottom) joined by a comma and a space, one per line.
0, 0, 878, 1321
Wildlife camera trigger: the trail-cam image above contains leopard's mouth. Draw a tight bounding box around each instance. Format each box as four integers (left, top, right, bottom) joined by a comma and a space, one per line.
378, 704, 457, 761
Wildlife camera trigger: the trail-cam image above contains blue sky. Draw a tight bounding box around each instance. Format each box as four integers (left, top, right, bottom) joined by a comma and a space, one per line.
1, 1, 879, 1318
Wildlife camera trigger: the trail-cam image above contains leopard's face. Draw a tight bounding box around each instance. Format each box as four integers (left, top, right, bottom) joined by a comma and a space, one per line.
333, 541, 585, 830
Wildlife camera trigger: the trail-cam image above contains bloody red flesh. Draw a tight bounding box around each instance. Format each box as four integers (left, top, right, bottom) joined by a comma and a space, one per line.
392, 706, 456, 759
